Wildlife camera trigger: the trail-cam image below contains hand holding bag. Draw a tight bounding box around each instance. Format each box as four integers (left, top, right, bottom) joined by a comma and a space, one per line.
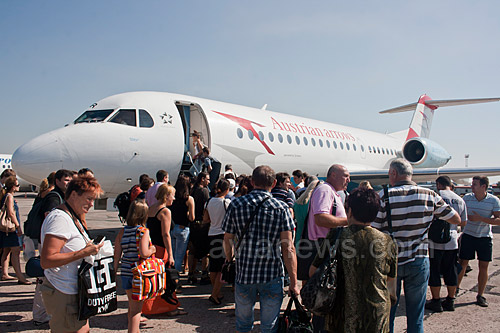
300, 228, 342, 316
0, 194, 16, 233
131, 226, 167, 301
278, 293, 313, 333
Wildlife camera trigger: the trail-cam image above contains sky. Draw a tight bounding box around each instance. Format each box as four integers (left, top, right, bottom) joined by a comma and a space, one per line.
1, 1, 499, 173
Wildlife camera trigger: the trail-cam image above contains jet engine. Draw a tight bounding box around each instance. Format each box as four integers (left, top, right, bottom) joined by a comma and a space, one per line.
402, 137, 451, 168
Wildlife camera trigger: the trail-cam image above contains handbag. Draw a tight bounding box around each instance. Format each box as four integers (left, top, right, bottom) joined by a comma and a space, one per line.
300, 228, 342, 316
26, 256, 45, 277
221, 196, 271, 284
0, 194, 16, 233
278, 293, 313, 333
131, 226, 167, 301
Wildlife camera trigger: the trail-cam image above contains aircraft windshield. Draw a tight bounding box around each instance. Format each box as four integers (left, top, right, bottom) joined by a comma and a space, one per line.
74, 109, 114, 124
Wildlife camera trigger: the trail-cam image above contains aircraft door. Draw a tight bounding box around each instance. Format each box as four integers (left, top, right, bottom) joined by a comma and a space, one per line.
175, 101, 211, 177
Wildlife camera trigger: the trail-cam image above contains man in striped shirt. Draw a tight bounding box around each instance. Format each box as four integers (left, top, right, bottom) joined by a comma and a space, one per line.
372, 159, 460, 333
457, 176, 500, 307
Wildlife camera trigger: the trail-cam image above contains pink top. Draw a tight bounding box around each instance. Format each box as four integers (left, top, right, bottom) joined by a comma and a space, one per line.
146, 182, 165, 207
307, 182, 346, 240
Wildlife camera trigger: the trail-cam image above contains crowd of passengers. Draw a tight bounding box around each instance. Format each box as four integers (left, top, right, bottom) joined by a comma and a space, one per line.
0, 158, 498, 333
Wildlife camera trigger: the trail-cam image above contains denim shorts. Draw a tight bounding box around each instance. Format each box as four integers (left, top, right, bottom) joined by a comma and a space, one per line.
121, 275, 133, 290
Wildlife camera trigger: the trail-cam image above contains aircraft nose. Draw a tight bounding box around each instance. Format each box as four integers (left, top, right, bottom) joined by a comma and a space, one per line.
12, 130, 68, 184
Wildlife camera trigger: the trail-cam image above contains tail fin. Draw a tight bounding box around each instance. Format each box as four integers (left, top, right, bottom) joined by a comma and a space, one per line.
406, 94, 435, 140
379, 95, 500, 140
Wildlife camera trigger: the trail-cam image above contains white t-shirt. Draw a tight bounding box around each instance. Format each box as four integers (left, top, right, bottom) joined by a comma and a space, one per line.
206, 197, 231, 236
41, 209, 89, 295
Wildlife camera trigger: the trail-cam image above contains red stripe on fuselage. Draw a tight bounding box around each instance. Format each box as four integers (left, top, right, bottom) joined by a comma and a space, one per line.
213, 111, 275, 155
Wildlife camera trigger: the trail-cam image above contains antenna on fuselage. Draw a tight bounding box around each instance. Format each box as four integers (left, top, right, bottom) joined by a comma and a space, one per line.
261, 104, 267, 110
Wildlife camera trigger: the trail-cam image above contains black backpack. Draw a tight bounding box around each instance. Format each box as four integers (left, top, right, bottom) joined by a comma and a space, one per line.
113, 191, 131, 223
24, 191, 63, 240
428, 218, 451, 244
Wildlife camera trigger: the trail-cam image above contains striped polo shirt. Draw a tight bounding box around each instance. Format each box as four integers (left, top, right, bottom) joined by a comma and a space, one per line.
372, 181, 455, 266
462, 193, 500, 238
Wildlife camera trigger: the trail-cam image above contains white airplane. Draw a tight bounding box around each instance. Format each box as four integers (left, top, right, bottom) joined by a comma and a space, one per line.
11, 92, 500, 198
0, 154, 37, 192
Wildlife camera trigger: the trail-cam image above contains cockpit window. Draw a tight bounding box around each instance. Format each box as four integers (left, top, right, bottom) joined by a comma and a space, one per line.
139, 109, 154, 128
74, 109, 114, 124
109, 109, 137, 126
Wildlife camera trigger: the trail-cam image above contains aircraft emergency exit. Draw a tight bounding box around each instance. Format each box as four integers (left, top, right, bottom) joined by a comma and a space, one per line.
11, 92, 500, 197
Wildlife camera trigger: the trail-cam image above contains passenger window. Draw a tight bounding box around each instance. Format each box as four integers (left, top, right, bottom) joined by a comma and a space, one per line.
295, 136, 300, 145
258, 131, 264, 141
248, 130, 254, 140
353, 144, 357, 151
319, 139, 323, 147
139, 109, 154, 128
361, 145, 364, 152
303, 137, 308, 146
326, 140, 330, 148
311, 138, 316, 147
287, 135, 292, 144
278, 133, 284, 143
268, 132, 274, 142
109, 109, 137, 126
340, 142, 344, 150
377, 147, 381, 154
237, 128, 244, 139
333, 141, 338, 149
346, 143, 350, 150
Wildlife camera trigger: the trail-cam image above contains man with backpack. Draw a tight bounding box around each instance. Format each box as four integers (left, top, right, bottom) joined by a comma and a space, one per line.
425, 176, 467, 312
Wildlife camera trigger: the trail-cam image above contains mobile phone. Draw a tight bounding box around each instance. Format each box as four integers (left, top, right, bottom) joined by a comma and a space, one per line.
93, 235, 105, 244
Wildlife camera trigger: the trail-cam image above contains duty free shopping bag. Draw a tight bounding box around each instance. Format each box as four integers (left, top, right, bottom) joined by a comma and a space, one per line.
78, 239, 118, 320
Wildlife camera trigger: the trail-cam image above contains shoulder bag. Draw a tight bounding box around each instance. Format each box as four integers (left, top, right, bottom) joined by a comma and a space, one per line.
221, 196, 270, 284
131, 226, 167, 301
0, 194, 16, 233
300, 228, 342, 316
383, 186, 398, 306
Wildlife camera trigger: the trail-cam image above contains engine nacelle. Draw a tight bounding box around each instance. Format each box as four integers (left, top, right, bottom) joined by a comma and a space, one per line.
402, 137, 451, 168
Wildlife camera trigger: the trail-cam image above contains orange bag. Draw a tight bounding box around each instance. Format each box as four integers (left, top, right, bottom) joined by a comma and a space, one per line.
142, 293, 180, 315
131, 227, 167, 301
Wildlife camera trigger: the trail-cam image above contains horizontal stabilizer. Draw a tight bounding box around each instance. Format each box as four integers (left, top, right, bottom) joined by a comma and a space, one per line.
379, 97, 500, 114
350, 167, 500, 186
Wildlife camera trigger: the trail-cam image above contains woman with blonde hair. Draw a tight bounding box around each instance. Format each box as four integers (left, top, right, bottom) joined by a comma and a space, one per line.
114, 200, 157, 333
0, 176, 31, 284
146, 184, 187, 316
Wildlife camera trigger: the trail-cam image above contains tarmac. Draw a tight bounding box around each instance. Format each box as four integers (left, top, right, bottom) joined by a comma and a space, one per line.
1, 194, 499, 332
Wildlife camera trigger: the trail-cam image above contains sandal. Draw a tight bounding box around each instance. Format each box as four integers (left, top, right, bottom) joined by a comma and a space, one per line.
208, 296, 221, 305
18, 280, 32, 285
1, 275, 16, 281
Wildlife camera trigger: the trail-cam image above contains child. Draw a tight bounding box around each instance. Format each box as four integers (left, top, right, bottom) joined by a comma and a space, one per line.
114, 200, 156, 333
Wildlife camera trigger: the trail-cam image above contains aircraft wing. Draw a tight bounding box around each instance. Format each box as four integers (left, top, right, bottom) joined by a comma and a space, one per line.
349, 167, 500, 186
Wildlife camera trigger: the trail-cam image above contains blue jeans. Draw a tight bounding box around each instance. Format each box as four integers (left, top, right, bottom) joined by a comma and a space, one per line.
235, 277, 284, 333
390, 257, 430, 333
171, 224, 190, 271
